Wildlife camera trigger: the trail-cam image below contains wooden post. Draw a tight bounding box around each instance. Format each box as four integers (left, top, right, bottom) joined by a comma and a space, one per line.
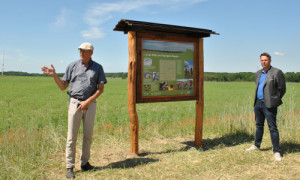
128, 31, 139, 154
195, 38, 204, 147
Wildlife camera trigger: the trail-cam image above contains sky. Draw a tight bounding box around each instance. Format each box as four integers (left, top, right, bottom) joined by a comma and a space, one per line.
0, 0, 299, 73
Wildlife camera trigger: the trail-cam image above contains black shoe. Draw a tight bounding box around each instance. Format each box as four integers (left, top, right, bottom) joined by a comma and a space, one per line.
81, 162, 95, 171
66, 168, 75, 179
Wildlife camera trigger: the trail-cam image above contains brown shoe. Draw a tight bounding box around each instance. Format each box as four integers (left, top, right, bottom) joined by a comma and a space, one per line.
81, 162, 95, 171
66, 168, 75, 178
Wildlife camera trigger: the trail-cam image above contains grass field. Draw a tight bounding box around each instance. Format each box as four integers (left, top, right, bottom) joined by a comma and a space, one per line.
0, 76, 299, 179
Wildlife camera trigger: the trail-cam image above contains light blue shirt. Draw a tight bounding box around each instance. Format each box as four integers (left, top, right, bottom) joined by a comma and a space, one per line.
257, 70, 268, 100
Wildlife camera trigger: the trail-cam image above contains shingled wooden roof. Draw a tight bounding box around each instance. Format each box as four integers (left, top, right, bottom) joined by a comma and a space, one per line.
114, 19, 218, 38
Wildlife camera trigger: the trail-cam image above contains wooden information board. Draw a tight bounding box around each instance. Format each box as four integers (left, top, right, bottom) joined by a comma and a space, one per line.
114, 19, 218, 154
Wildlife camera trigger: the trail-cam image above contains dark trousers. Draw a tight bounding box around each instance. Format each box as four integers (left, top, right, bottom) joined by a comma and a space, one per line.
254, 100, 280, 153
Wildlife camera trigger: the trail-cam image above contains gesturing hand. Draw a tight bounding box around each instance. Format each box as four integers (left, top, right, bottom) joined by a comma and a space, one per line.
41, 64, 56, 77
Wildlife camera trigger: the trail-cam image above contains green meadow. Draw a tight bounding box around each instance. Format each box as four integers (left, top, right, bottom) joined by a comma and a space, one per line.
0, 76, 299, 179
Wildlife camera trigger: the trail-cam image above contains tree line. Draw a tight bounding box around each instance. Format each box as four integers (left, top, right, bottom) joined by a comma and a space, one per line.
2, 71, 300, 82
2, 71, 127, 79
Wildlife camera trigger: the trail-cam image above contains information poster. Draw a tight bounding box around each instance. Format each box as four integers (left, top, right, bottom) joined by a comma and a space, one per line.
142, 39, 194, 97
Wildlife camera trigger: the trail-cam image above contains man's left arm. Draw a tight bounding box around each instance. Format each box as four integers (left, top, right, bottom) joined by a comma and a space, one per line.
276, 70, 286, 98
77, 83, 104, 111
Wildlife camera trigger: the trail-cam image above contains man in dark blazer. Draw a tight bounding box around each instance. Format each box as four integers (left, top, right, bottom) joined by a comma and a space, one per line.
246, 52, 286, 162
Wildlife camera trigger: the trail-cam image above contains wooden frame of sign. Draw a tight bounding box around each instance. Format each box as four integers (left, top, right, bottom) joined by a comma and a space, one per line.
114, 19, 218, 154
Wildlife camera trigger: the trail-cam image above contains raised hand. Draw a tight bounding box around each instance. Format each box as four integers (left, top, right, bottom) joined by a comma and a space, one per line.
41, 64, 56, 77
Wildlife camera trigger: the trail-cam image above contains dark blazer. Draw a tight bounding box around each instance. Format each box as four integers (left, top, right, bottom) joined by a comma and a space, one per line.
254, 66, 286, 108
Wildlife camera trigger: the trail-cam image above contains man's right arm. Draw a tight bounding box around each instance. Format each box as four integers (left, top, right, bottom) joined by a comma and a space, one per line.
53, 74, 69, 90
41, 64, 69, 90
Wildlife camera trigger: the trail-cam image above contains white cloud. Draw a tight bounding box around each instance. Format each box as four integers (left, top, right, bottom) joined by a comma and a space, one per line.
81, 27, 105, 39
81, 0, 207, 39
274, 52, 285, 56
50, 8, 70, 29
18, 53, 30, 62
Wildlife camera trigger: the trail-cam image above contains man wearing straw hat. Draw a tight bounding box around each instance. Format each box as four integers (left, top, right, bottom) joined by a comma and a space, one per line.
41, 42, 107, 178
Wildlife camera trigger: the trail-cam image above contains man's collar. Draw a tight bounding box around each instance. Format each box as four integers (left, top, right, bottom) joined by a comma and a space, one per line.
262, 66, 272, 73
80, 58, 93, 65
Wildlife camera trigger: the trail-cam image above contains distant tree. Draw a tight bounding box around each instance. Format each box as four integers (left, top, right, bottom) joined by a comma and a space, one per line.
122, 73, 127, 79
285, 72, 300, 82
3, 71, 299, 82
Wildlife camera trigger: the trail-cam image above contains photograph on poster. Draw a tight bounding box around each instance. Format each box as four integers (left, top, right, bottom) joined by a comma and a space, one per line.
153, 72, 159, 81
144, 84, 151, 92
144, 72, 152, 78
184, 61, 193, 79
159, 82, 168, 91
144, 58, 152, 66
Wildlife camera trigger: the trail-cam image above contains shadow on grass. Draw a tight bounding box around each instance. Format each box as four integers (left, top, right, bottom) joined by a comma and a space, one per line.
182, 130, 254, 151
138, 131, 254, 156
75, 158, 159, 173
103, 158, 159, 169
281, 141, 300, 154
259, 147, 272, 151
138, 146, 192, 157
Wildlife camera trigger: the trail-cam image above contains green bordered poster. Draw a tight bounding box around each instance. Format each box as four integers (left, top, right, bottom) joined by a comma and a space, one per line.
142, 39, 194, 97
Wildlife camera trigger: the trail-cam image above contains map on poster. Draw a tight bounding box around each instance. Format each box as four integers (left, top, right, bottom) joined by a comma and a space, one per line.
142, 39, 194, 97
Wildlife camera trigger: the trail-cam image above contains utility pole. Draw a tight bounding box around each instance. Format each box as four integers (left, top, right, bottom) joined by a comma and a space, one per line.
2, 48, 4, 76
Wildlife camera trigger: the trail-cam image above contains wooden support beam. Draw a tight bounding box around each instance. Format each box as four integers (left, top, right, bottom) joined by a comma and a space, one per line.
195, 38, 204, 147
127, 31, 139, 154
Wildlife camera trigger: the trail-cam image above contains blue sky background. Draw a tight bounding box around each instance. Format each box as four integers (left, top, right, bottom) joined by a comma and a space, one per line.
0, 0, 299, 73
